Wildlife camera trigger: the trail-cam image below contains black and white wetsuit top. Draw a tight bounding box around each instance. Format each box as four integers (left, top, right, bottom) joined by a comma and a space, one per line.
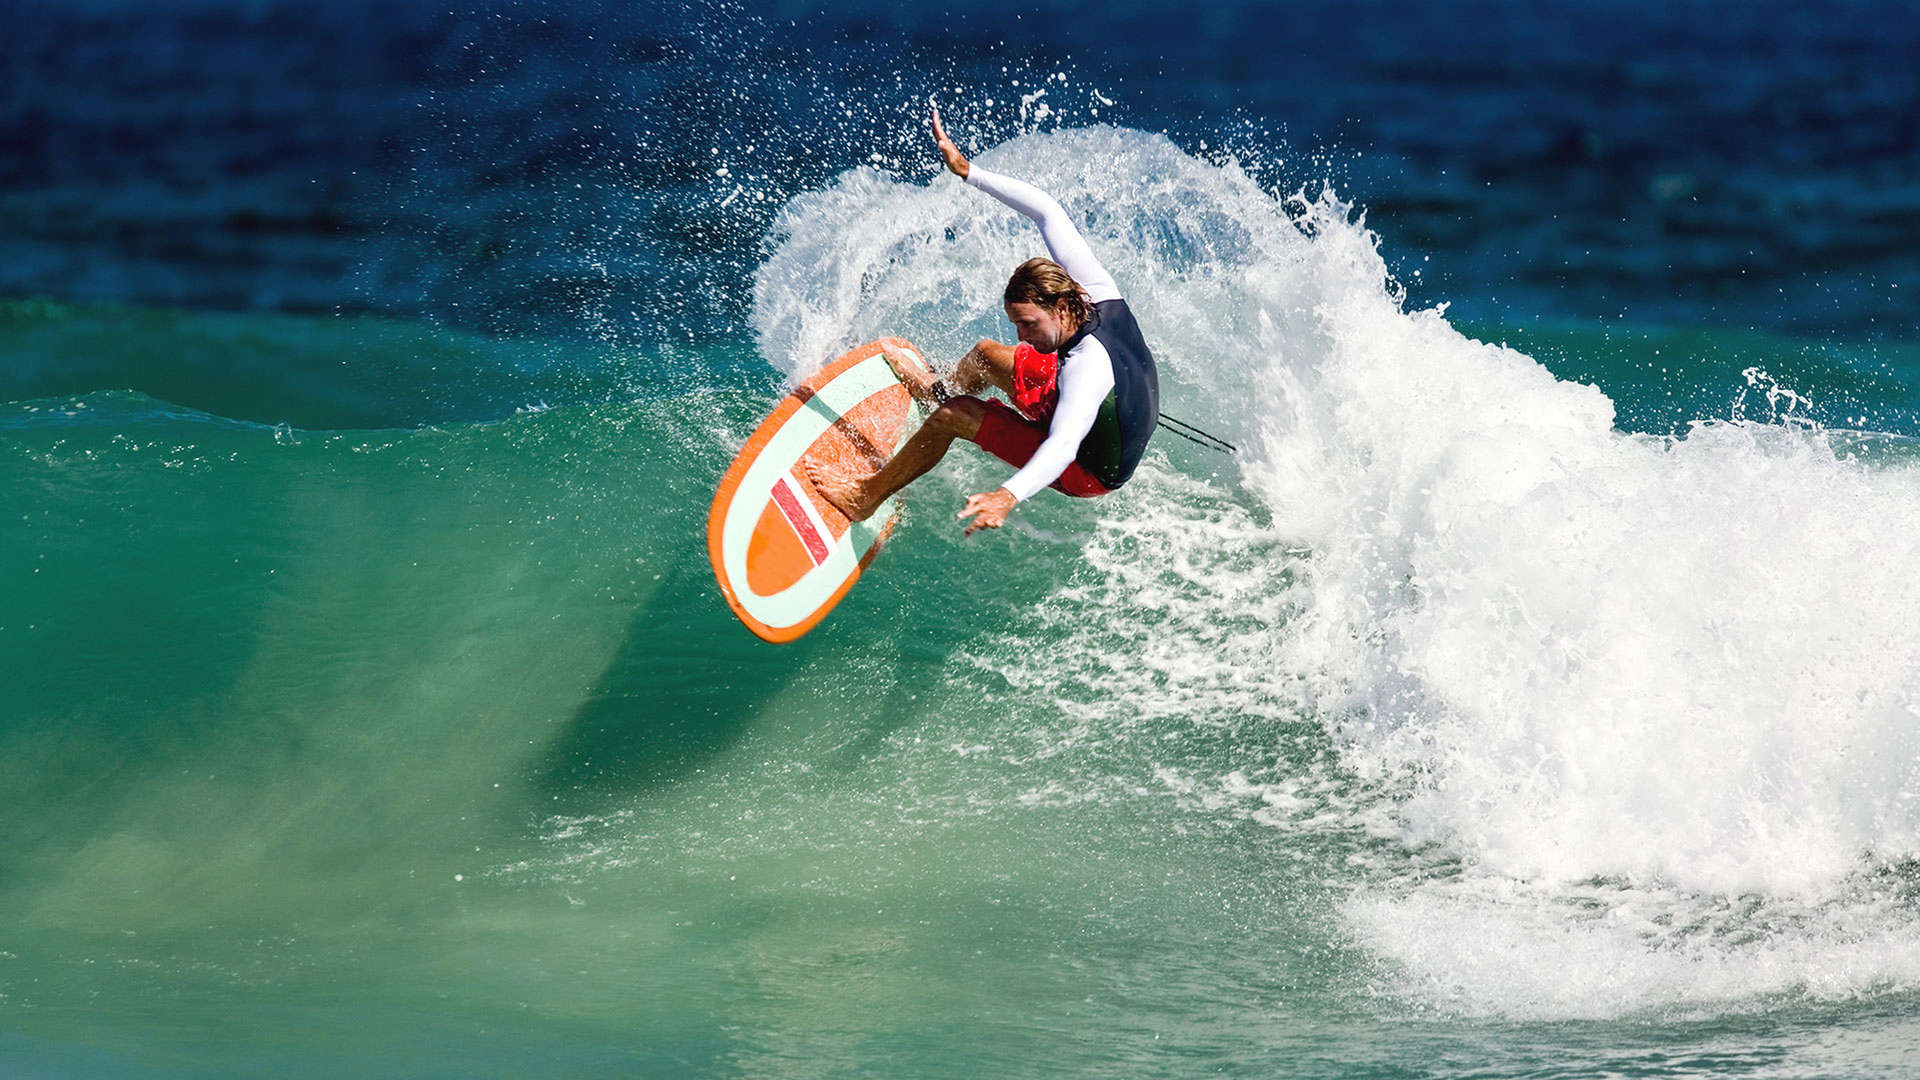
967, 167, 1160, 501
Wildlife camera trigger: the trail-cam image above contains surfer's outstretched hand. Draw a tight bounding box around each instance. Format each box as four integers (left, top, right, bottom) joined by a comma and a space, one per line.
958, 488, 1015, 536
931, 105, 969, 179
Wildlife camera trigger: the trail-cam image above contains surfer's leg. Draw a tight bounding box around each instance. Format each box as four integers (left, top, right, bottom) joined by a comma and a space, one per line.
810, 396, 988, 521
953, 339, 1018, 398
882, 344, 943, 406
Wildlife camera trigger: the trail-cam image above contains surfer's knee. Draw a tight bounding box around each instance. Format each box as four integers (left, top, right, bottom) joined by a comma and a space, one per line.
957, 340, 1015, 396
951, 341, 994, 394
928, 396, 986, 439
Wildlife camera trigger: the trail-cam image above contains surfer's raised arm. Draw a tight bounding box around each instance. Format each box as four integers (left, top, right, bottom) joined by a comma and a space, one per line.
933, 107, 1121, 304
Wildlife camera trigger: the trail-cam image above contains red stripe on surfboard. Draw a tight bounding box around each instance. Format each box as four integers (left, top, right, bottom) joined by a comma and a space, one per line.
772, 476, 831, 566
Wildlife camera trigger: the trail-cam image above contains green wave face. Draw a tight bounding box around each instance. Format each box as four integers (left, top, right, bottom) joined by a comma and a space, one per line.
0, 304, 1366, 1075
3, 391, 681, 918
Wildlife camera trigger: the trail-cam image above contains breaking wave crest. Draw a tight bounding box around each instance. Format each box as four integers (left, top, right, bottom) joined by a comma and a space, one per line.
753, 125, 1920, 1018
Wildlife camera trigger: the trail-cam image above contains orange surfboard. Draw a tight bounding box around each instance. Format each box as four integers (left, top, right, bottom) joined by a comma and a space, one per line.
707, 338, 932, 642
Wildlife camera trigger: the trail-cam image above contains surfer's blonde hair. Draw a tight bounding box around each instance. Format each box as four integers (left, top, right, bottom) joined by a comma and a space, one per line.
1003, 257, 1092, 330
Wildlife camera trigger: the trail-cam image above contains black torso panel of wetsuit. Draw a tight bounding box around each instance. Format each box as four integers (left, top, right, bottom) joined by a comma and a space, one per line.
1058, 299, 1159, 489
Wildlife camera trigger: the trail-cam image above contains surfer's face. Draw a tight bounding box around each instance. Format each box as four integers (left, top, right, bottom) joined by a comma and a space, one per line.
1004, 300, 1074, 353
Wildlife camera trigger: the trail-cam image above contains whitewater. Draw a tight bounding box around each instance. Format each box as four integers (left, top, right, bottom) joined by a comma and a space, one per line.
753, 126, 1920, 1021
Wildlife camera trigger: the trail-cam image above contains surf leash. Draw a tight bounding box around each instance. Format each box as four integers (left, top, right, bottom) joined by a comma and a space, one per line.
1157, 412, 1237, 455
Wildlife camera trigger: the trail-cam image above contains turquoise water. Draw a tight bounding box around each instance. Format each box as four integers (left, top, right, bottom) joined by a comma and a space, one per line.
8, 129, 1920, 1078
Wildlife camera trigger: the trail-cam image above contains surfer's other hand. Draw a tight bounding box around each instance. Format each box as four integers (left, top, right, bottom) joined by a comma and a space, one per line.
958, 488, 1015, 535
930, 104, 969, 179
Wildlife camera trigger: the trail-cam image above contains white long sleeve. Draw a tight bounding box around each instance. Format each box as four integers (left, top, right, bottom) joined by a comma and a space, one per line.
966, 167, 1121, 303
1001, 336, 1117, 502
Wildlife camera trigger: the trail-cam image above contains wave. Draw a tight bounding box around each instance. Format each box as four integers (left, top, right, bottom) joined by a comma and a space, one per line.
8, 122, 1917, 1027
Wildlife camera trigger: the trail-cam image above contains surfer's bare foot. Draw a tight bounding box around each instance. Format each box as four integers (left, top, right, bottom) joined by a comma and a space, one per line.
882, 345, 943, 406
806, 459, 875, 521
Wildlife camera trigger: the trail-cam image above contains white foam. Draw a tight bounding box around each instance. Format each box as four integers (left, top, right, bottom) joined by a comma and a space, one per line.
752, 126, 1920, 1019
1347, 877, 1920, 1020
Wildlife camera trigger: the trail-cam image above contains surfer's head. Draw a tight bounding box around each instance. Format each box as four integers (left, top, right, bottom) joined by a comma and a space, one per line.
1003, 257, 1091, 353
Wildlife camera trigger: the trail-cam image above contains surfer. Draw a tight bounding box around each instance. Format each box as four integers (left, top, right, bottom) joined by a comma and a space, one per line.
810, 105, 1160, 535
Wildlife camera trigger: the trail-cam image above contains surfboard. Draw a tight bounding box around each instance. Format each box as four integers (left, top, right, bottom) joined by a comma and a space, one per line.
707, 338, 931, 643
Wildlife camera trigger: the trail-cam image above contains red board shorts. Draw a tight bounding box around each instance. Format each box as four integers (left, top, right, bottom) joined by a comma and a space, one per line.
972, 343, 1111, 499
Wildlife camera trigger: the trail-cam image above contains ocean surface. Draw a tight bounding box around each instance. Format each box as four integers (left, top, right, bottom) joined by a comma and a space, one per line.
5, 1, 1920, 1076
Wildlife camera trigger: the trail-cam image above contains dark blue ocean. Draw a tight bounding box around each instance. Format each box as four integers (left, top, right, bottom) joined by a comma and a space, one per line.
5, 1, 1920, 1075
